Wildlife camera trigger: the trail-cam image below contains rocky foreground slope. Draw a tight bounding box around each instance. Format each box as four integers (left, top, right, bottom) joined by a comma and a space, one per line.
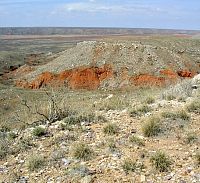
0, 74, 200, 182
13, 40, 199, 90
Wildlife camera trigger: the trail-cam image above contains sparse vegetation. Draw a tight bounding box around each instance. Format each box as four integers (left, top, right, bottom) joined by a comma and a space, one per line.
122, 159, 137, 173
185, 133, 198, 144
195, 153, 200, 166
129, 135, 145, 146
17, 137, 34, 152
0, 125, 11, 132
103, 123, 118, 135
27, 155, 45, 171
166, 94, 176, 101
72, 143, 93, 160
130, 105, 152, 117
142, 116, 161, 137
64, 113, 95, 125
0, 33, 200, 182
8, 132, 17, 139
161, 111, 177, 119
150, 151, 172, 172
32, 127, 46, 137
96, 115, 107, 123
50, 149, 65, 162
98, 95, 130, 111
161, 110, 190, 121
122, 159, 144, 173
145, 96, 155, 104
0, 137, 11, 159
107, 138, 117, 152
187, 100, 200, 114
176, 110, 190, 121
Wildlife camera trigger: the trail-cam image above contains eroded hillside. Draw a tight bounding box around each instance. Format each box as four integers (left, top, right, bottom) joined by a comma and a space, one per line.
12, 39, 200, 90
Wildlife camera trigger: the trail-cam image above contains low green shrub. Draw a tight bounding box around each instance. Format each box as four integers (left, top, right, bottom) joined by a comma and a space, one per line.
32, 127, 46, 137
27, 155, 45, 171
130, 105, 152, 117
142, 117, 161, 137
187, 101, 200, 114
129, 136, 145, 146
145, 97, 155, 104
73, 143, 93, 161
122, 159, 137, 173
185, 133, 198, 144
150, 151, 172, 172
103, 123, 118, 135
161, 110, 190, 121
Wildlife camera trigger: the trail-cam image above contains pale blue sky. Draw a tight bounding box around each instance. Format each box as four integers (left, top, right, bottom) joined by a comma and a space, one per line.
0, 0, 199, 30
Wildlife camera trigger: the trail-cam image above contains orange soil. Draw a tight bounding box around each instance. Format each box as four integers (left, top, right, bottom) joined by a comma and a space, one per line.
177, 70, 195, 78
16, 64, 113, 90
15, 65, 197, 90
129, 74, 166, 87
160, 69, 178, 79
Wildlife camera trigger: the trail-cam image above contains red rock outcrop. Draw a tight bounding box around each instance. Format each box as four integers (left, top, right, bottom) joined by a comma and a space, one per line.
15, 65, 197, 90
160, 69, 178, 79
129, 74, 165, 87
31, 71, 57, 89
16, 64, 113, 90
177, 70, 194, 78
68, 67, 100, 90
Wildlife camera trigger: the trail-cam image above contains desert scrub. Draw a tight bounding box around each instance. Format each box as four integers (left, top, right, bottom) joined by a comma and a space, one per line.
166, 94, 176, 101
195, 153, 200, 165
50, 149, 65, 162
72, 143, 93, 161
130, 105, 152, 117
0, 137, 11, 159
32, 127, 46, 137
145, 96, 155, 104
122, 159, 137, 173
176, 110, 190, 121
0, 125, 11, 132
98, 95, 130, 111
185, 133, 198, 144
107, 138, 117, 152
59, 123, 73, 131
103, 123, 118, 135
122, 159, 144, 173
161, 111, 177, 119
65, 113, 95, 125
150, 151, 172, 172
17, 137, 34, 152
186, 100, 200, 114
8, 132, 17, 139
27, 155, 45, 171
96, 115, 107, 123
129, 135, 145, 146
142, 116, 161, 137
161, 110, 190, 121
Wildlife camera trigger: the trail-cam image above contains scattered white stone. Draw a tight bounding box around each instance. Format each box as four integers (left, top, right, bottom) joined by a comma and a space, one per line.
140, 175, 146, 182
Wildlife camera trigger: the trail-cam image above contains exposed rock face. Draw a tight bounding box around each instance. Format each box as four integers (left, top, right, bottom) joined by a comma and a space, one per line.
15, 65, 198, 90
129, 74, 166, 87
16, 64, 113, 90
67, 65, 113, 90
30, 72, 56, 89
160, 69, 178, 79
177, 70, 194, 78
13, 41, 199, 90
